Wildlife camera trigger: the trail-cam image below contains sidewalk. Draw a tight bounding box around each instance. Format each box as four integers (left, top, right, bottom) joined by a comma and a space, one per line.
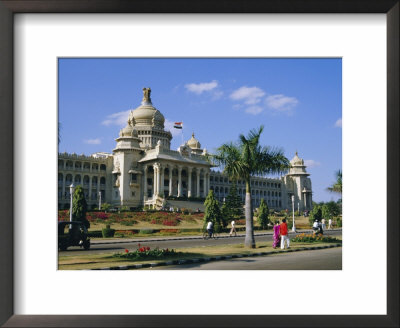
91, 228, 342, 245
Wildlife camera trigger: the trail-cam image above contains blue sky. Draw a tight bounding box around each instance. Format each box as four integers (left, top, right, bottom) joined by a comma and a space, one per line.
58, 58, 342, 202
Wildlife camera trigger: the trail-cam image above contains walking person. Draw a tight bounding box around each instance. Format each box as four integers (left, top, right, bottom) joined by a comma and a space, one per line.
280, 218, 290, 249
272, 220, 281, 249
328, 218, 333, 230
206, 221, 214, 239
229, 219, 237, 237
321, 218, 326, 230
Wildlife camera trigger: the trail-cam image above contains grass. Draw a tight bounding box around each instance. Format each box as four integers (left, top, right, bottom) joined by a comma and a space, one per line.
58, 240, 339, 270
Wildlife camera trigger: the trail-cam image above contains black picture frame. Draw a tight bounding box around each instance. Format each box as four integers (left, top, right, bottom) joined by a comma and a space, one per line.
0, 1, 398, 327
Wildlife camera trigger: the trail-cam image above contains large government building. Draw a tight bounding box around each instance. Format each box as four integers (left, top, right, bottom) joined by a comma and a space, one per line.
58, 88, 313, 212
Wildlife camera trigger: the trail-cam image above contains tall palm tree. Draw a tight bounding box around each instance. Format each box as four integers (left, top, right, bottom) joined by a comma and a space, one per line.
213, 126, 290, 248
327, 170, 342, 195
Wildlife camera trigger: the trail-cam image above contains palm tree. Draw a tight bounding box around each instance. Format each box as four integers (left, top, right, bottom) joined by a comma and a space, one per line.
212, 126, 290, 248
327, 170, 342, 195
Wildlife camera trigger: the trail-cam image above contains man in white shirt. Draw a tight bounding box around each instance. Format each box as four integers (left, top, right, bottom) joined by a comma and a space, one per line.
230, 220, 237, 237
206, 221, 213, 238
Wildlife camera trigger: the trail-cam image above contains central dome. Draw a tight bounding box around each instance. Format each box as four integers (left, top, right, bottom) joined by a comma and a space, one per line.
129, 87, 165, 128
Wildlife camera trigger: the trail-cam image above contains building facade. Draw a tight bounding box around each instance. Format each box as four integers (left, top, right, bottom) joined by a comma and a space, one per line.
58, 88, 312, 211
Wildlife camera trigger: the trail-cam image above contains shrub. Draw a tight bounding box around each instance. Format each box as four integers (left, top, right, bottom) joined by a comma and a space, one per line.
257, 199, 269, 229
102, 225, 115, 238
139, 229, 154, 234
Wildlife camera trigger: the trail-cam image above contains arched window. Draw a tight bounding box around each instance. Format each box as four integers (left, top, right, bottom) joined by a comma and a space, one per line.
91, 176, 98, 185
100, 177, 106, 185
58, 173, 63, 183
100, 164, 106, 171
74, 175, 81, 184
83, 175, 90, 185
58, 160, 64, 168
75, 162, 82, 169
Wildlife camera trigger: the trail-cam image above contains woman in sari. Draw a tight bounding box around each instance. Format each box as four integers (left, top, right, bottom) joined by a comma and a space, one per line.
272, 220, 281, 249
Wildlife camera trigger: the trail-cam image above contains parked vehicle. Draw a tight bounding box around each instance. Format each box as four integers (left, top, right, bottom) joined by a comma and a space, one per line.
58, 221, 90, 251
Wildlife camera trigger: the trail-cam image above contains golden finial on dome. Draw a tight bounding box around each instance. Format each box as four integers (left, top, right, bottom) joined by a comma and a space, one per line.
142, 87, 151, 103
192, 132, 195, 138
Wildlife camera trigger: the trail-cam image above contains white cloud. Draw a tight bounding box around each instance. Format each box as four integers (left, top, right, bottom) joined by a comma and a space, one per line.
335, 118, 342, 128
230, 86, 265, 105
265, 94, 299, 112
185, 80, 218, 95
84, 138, 101, 145
164, 119, 182, 137
101, 110, 130, 126
245, 106, 263, 115
304, 159, 321, 168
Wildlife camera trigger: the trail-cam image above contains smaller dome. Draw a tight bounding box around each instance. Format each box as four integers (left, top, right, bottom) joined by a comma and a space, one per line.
187, 133, 201, 149
120, 123, 138, 137
290, 151, 304, 166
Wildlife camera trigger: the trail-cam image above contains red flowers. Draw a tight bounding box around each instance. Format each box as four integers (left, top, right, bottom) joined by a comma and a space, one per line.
138, 246, 151, 252
125, 249, 129, 253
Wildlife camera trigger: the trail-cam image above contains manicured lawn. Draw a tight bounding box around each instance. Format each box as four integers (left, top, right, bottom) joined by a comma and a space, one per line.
58, 241, 339, 270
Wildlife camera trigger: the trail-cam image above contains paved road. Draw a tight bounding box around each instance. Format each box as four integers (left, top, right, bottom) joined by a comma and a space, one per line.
146, 247, 342, 270
59, 230, 342, 256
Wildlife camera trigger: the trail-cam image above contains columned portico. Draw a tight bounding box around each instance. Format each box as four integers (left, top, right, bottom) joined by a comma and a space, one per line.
153, 163, 159, 197
177, 166, 182, 197
188, 167, 193, 197
196, 168, 200, 197
143, 165, 148, 199
160, 165, 165, 196
168, 166, 173, 196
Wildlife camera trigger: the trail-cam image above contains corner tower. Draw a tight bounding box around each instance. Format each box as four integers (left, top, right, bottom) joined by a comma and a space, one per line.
112, 122, 143, 208
283, 152, 313, 212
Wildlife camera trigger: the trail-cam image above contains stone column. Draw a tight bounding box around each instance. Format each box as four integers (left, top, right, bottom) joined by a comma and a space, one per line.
196, 168, 201, 198
204, 172, 210, 197
62, 175, 66, 200
153, 163, 158, 197
160, 165, 164, 197
89, 176, 92, 201
177, 166, 182, 197
304, 193, 307, 209
188, 167, 192, 198
168, 166, 173, 196
143, 165, 148, 200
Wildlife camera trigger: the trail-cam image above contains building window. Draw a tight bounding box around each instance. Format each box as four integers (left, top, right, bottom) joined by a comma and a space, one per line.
131, 174, 137, 183
132, 191, 135, 197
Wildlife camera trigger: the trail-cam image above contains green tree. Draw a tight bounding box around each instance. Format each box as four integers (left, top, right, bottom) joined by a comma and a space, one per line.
213, 126, 290, 248
72, 185, 89, 228
203, 190, 222, 232
327, 170, 342, 195
322, 201, 340, 219
101, 203, 111, 212
257, 198, 269, 229
309, 204, 322, 226
221, 183, 244, 227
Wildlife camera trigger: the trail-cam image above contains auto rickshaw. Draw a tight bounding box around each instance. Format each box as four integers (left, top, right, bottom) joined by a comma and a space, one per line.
58, 221, 90, 251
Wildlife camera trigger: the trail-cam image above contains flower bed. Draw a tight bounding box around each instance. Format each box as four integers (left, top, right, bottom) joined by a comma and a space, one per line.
112, 244, 176, 260
291, 233, 341, 243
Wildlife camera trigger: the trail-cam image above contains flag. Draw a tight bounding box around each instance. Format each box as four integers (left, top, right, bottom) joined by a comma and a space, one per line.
174, 122, 183, 129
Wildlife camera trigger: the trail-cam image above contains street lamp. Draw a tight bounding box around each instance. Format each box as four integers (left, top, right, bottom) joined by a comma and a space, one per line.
98, 191, 102, 210
69, 183, 75, 222
291, 195, 296, 232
